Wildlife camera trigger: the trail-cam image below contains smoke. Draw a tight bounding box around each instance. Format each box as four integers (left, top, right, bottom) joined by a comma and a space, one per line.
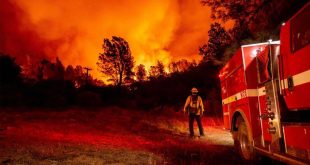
0, 0, 212, 79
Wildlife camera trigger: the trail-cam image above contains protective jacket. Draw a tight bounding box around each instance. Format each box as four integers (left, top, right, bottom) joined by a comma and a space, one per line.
183, 95, 204, 115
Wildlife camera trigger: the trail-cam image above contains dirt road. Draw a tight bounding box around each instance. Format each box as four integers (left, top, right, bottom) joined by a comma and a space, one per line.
0, 107, 243, 164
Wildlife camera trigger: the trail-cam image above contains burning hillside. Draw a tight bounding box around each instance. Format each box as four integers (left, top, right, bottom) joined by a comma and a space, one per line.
0, 0, 218, 79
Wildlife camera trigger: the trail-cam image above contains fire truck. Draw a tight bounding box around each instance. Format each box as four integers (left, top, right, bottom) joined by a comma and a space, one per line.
219, 3, 310, 164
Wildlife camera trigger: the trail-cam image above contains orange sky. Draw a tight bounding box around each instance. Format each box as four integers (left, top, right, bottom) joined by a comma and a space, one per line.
0, 0, 232, 79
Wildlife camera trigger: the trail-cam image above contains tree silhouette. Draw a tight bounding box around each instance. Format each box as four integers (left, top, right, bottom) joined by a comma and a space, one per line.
135, 64, 146, 82
36, 58, 65, 80
149, 66, 158, 80
199, 23, 231, 64
97, 36, 134, 87
201, 0, 308, 42
156, 61, 166, 77
74, 65, 85, 87
0, 53, 21, 84
168, 59, 193, 73
201, 0, 263, 40
148, 61, 166, 79
124, 58, 135, 84
37, 59, 49, 80
65, 65, 75, 81
54, 57, 65, 80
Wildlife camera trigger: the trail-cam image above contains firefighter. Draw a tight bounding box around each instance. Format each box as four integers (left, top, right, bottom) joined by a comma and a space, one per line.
183, 87, 205, 138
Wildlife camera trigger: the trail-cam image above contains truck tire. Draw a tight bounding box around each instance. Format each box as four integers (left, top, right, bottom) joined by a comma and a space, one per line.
234, 118, 255, 161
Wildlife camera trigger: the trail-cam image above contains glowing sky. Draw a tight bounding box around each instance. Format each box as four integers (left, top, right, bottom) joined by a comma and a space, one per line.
0, 0, 228, 78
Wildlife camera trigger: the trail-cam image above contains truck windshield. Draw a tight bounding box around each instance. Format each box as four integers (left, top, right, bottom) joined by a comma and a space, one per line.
291, 4, 310, 52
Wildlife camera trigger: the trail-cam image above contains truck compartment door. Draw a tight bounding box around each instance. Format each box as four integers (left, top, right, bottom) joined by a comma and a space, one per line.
283, 125, 310, 161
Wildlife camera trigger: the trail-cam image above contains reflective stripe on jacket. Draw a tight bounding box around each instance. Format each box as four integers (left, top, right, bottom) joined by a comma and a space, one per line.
183, 95, 204, 115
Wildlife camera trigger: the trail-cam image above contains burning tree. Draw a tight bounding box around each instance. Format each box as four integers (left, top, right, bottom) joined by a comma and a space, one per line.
135, 64, 146, 82
156, 61, 166, 77
168, 59, 194, 73
148, 61, 166, 79
97, 36, 134, 87
36, 58, 65, 81
64, 65, 98, 88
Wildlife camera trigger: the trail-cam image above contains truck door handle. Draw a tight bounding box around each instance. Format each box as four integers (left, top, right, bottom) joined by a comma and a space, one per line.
287, 76, 294, 91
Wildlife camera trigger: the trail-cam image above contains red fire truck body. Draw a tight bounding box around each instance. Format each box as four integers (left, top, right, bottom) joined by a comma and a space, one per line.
220, 3, 310, 164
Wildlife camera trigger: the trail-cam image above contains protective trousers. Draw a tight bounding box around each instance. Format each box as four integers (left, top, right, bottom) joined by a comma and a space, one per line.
189, 113, 204, 137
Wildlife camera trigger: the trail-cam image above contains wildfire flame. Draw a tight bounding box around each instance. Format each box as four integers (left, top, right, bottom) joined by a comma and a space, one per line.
0, 0, 225, 79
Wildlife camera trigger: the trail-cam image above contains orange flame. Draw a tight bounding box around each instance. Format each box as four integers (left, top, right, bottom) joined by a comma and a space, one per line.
0, 0, 232, 80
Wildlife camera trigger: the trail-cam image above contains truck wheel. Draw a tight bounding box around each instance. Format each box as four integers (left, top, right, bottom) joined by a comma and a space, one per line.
234, 120, 255, 161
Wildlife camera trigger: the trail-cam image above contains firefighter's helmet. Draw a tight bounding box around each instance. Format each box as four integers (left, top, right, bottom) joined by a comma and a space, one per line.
191, 87, 198, 93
